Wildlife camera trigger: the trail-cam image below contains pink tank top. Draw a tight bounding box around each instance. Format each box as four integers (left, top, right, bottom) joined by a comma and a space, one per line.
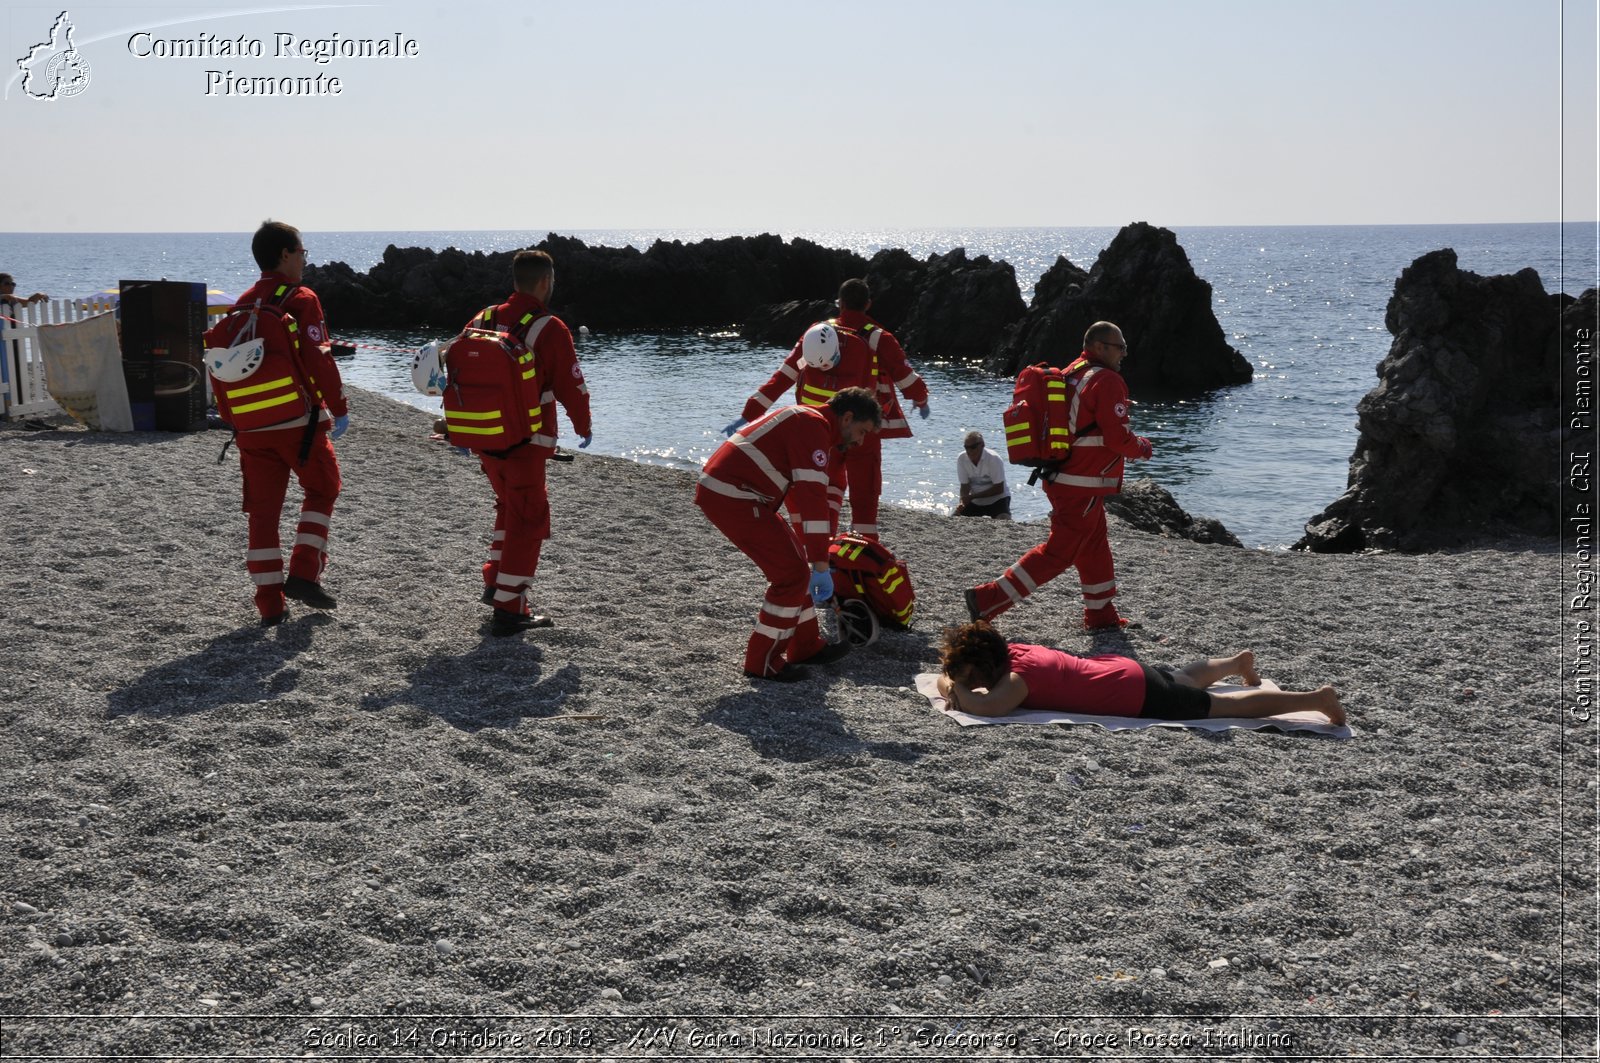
1007, 643, 1146, 716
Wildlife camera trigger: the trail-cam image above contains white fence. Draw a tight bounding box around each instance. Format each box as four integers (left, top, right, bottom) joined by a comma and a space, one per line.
0, 298, 117, 419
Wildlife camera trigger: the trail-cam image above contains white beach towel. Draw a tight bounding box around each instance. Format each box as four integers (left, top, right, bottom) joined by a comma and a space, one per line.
914, 673, 1352, 738
36, 312, 132, 432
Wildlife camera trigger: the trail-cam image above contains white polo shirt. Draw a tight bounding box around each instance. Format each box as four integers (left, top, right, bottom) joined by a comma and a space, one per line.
957, 446, 1010, 502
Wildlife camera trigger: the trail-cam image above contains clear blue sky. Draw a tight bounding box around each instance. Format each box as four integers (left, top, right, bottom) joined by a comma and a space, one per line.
2, 0, 1594, 231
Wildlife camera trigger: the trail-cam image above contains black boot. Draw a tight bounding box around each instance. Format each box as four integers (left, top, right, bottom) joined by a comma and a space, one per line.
284, 576, 337, 610
490, 609, 554, 637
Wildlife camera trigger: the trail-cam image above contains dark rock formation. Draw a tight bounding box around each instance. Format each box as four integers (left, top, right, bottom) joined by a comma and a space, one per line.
858, 248, 923, 330
738, 247, 1027, 356
866, 248, 1027, 361
990, 222, 1253, 396
306, 226, 1240, 398
1296, 250, 1584, 553
306, 233, 866, 333
737, 299, 836, 346
1104, 478, 1242, 547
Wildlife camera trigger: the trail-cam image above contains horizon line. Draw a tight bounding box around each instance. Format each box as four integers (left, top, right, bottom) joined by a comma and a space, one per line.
1, 219, 1591, 237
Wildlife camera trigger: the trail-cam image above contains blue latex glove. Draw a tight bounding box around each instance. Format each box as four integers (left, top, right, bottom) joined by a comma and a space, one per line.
916, 401, 931, 420
579, 434, 592, 449
331, 414, 350, 440
808, 569, 834, 604
723, 416, 746, 437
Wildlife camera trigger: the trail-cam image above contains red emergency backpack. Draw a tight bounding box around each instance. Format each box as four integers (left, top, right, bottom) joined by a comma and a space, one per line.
205, 286, 316, 433
441, 306, 553, 452
1001, 356, 1099, 484
828, 533, 916, 629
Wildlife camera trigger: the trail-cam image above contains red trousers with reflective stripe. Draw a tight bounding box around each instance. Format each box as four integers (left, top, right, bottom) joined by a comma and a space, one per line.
479, 446, 550, 612
238, 425, 341, 619
841, 432, 882, 539
970, 483, 1116, 621
698, 496, 824, 677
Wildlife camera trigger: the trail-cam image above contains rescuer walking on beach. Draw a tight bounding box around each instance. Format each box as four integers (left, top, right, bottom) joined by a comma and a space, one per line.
698, 388, 880, 681
205, 221, 349, 626
729, 279, 929, 542
965, 321, 1152, 630
446, 250, 592, 636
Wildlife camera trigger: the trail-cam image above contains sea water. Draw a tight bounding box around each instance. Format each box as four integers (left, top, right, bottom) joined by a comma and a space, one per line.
4, 224, 1589, 547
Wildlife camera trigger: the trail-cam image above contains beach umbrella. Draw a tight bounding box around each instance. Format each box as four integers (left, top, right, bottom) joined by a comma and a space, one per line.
204, 289, 238, 315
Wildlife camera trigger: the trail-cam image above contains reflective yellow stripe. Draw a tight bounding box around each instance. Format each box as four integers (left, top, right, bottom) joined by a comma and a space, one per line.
1007, 435, 1033, 447
226, 375, 294, 399
446, 409, 503, 421
231, 391, 299, 415
1004, 422, 1030, 437
880, 570, 905, 596
449, 425, 506, 436
522, 369, 537, 380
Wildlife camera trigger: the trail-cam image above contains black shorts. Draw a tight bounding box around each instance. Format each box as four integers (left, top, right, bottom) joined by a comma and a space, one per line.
958, 496, 1012, 518
1139, 665, 1213, 720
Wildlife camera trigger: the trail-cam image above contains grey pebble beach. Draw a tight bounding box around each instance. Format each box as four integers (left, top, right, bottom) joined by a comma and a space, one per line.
0, 388, 1589, 1058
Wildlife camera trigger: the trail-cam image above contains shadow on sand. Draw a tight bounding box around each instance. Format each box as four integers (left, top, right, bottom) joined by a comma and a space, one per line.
358, 636, 584, 732
107, 613, 332, 718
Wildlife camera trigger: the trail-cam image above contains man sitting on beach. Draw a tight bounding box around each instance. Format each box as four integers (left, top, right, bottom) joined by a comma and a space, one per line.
206, 221, 349, 626
954, 431, 1010, 518
697, 388, 879, 682
937, 620, 1346, 724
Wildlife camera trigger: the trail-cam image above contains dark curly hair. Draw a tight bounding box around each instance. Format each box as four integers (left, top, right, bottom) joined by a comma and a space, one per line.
940, 621, 1010, 688
251, 220, 301, 271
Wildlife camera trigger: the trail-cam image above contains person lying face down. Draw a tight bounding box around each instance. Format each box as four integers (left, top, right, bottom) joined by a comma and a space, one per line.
936, 621, 1345, 726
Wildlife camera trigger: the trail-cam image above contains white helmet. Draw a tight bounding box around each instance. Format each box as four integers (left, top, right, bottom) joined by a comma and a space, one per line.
205, 338, 266, 383
800, 321, 841, 371
412, 340, 447, 396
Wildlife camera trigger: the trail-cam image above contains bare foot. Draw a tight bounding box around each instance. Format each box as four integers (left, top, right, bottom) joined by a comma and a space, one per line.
1234, 649, 1262, 687
1316, 685, 1346, 726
